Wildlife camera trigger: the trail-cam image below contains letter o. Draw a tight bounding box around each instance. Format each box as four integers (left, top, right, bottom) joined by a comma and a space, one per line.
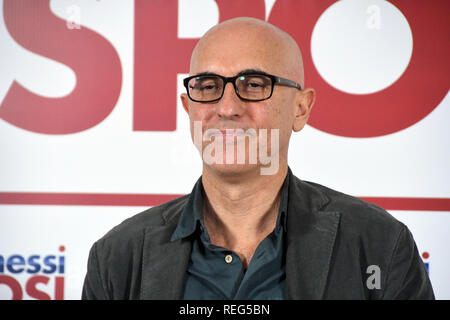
0, 275, 23, 299
269, 0, 450, 137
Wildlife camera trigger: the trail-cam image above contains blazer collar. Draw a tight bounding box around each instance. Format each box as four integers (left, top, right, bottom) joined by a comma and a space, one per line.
139, 168, 340, 300
140, 199, 192, 300
285, 172, 341, 300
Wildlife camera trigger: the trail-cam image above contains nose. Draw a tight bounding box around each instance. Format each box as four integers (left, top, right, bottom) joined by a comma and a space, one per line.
215, 82, 245, 119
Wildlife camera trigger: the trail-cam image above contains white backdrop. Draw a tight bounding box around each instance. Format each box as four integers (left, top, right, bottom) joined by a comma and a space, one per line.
0, 0, 449, 299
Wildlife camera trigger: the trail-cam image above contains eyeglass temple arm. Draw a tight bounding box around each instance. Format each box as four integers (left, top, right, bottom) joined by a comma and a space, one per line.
274, 77, 302, 90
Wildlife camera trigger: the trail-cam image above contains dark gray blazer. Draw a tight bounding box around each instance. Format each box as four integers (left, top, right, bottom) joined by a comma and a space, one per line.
82, 173, 434, 300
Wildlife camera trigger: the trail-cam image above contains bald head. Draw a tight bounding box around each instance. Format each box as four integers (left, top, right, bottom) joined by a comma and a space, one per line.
181, 17, 316, 177
190, 17, 305, 88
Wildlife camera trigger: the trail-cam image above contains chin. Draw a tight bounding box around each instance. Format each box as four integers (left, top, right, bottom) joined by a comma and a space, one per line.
199, 133, 282, 176
204, 162, 260, 177
204, 161, 281, 177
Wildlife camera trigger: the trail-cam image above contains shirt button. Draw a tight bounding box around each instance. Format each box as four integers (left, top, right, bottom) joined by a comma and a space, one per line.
225, 254, 233, 264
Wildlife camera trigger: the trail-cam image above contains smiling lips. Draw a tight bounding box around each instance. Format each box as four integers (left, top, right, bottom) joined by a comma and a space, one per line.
205, 128, 256, 140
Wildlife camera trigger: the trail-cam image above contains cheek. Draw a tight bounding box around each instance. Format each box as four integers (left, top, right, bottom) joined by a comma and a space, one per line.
188, 104, 215, 141
252, 97, 292, 131
188, 104, 215, 126
246, 101, 277, 129
261, 97, 295, 148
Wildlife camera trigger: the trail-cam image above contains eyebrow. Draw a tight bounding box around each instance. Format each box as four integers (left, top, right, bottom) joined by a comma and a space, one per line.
191, 68, 269, 78
236, 68, 268, 76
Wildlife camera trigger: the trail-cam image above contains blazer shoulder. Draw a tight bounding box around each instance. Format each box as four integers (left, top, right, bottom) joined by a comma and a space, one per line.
97, 194, 190, 245
82, 194, 190, 299
299, 179, 404, 232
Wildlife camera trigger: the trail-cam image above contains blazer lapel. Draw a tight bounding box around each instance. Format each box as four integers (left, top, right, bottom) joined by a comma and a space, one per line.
140, 223, 192, 299
138, 171, 340, 300
286, 175, 341, 300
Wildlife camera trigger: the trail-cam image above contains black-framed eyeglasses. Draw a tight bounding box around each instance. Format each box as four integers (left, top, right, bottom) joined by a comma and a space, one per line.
183, 70, 302, 103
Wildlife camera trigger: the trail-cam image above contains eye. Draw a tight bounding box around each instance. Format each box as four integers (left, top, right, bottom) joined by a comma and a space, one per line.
248, 81, 263, 88
193, 77, 221, 91
201, 83, 217, 90
240, 75, 269, 90
190, 81, 217, 90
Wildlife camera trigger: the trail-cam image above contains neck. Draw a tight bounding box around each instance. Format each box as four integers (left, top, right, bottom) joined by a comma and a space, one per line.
201, 163, 288, 259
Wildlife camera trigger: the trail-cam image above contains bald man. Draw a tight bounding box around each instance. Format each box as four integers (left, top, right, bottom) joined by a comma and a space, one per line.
82, 18, 434, 300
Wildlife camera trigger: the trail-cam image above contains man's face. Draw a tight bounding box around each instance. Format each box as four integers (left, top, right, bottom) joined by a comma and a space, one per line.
181, 20, 312, 176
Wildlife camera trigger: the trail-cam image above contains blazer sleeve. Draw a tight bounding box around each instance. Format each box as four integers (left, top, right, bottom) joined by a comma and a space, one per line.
382, 226, 435, 300
81, 242, 109, 300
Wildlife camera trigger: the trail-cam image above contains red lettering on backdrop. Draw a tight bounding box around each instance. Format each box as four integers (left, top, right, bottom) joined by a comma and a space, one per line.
2, 1, 447, 137
215, 0, 265, 21
26, 275, 51, 300
54, 276, 64, 300
133, 0, 265, 131
269, 0, 450, 137
0, 275, 22, 300
0, 275, 63, 300
1, 0, 122, 134
133, 0, 193, 131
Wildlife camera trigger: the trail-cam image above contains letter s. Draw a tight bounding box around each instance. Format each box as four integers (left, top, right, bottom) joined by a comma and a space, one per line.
1, 0, 122, 134
26, 275, 51, 300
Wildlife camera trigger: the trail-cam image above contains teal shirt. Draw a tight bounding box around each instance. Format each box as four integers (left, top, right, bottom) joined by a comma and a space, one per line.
170, 173, 289, 300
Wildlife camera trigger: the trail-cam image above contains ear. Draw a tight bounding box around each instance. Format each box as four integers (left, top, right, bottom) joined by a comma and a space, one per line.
180, 93, 190, 115
292, 88, 315, 132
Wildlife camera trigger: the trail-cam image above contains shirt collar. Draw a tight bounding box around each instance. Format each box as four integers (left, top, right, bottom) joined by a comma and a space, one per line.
170, 177, 205, 241
276, 170, 289, 232
170, 169, 290, 242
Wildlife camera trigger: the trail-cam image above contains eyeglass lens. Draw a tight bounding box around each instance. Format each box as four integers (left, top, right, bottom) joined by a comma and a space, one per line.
187, 74, 273, 102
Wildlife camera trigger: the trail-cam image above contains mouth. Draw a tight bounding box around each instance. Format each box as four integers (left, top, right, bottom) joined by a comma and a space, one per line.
205, 128, 256, 140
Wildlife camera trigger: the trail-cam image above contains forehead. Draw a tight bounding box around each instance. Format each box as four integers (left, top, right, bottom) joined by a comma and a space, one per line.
190, 24, 290, 77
